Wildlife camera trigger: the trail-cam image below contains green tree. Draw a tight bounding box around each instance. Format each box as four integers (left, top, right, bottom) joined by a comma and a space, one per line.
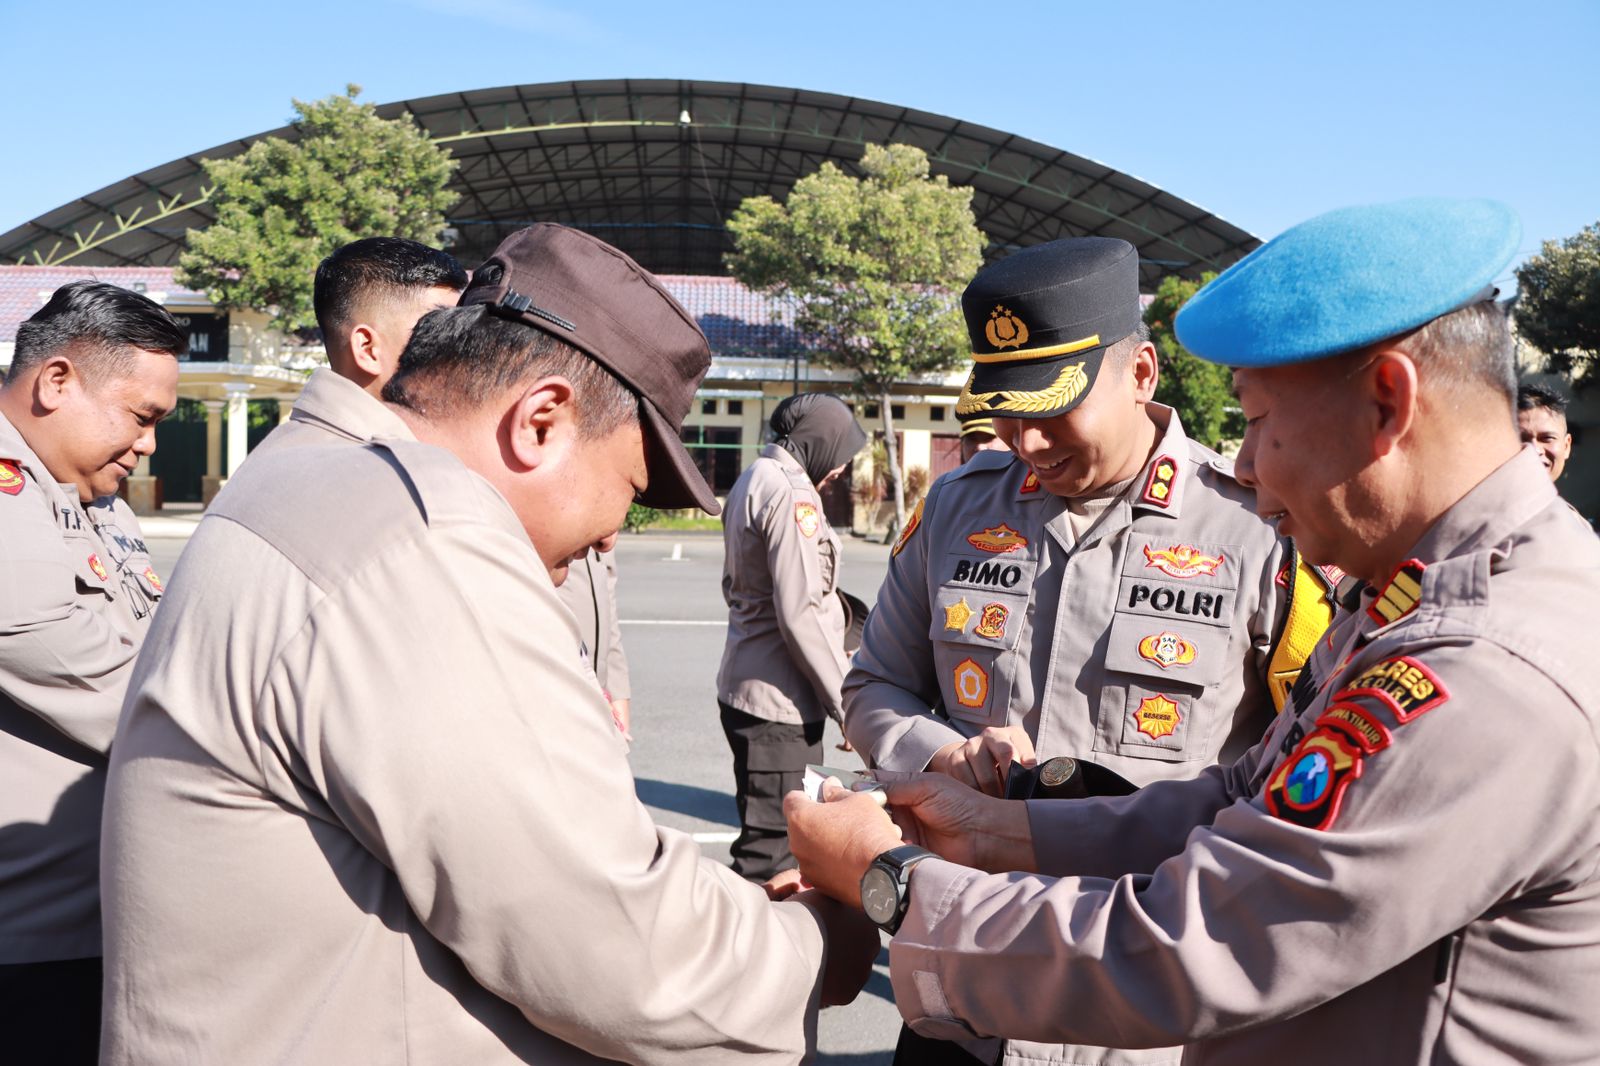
726, 143, 984, 526
1514, 221, 1600, 375
177, 85, 458, 331
1145, 272, 1241, 447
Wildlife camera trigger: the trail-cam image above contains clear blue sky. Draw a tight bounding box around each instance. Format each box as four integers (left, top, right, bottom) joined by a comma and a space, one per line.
2, 0, 1594, 286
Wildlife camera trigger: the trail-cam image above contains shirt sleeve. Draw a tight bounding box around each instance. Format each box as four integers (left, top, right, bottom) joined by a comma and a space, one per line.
760, 483, 849, 723
889, 644, 1598, 1048
599, 549, 631, 701
0, 482, 140, 753
272, 523, 828, 1063
842, 484, 965, 769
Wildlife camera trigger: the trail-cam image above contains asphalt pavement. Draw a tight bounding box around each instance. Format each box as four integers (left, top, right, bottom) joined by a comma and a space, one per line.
145, 527, 904, 1064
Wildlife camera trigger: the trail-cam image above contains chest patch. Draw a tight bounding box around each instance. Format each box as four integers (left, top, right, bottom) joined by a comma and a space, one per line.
1143, 544, 1224, 579
974, 602, 1008, 640
1137, 631, 1196, 669
948, 558, 1026, 589
952, 658, 989, 709
1132, 694, 1181, 739
966, 524, 1028, 554
943, 597, 974, 632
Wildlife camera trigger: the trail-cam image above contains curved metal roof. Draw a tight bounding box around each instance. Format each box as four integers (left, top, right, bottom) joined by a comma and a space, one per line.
0, 78, 1259, 288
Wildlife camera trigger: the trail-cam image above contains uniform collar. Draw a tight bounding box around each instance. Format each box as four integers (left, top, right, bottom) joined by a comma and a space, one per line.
1129, 403, 1195, 520
290, 369, 416, 443
762, 441, 806, 477
1358, 449, 1554, 630
0, 407, 88, 506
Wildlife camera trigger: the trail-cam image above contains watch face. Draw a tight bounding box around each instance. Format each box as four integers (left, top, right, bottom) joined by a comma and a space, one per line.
861, 866, 899, 926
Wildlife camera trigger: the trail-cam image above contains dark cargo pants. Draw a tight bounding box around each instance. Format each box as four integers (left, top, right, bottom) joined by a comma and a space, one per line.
718, 702, 824, 882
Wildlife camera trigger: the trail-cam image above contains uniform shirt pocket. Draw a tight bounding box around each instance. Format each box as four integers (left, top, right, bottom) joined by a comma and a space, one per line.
1097, 581, 1235, 763
927, 586, 1030, 729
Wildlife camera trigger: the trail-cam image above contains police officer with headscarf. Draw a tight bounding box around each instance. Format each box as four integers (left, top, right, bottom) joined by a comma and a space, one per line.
716, 393, 868, 881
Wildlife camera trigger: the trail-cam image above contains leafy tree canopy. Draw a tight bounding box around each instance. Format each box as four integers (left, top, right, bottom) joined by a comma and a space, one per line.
726, 143, 984, 523
1145, 272, 1242, 448
177, 85, 458, 331
1514, 221, 1600, 376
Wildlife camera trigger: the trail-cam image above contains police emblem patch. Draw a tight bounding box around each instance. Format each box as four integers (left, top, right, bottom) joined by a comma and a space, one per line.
1266, 726, 1365, 831
1366, 558, 1425, 625
1132, 694, 1180, 739
1337, 656, 1448, 723
795, 502, 821, 539
1140, 455, 1178, 508
1317, 704, 1392, 753
892, 497, 924, 557
1137, 631, 1196, 669
1142, 544, 1225, 579
87, 553, 108, 581
974, 602, 1008, 640
0, 459, 24, 496
984, 305, 1029, 350
952, 658, 989, 709
966, 524, 1028, 554
943, 597, 975, 632
144, 566, 164, 593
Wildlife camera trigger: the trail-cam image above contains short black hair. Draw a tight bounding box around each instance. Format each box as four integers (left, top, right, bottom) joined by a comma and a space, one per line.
383, 304, 638, 438
11, 280, 188, 379
313, 238, 468, 340
1517, 381, 1569, 416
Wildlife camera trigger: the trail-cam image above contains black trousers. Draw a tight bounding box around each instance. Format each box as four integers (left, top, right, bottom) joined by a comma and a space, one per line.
894, 1024, 998, 1064
0, 956, 102, 1064
719, 702, 824, 882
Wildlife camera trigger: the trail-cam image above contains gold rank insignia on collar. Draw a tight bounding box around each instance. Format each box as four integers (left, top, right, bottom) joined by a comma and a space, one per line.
1018, 471, 1041, 496
1366, 558, 1425, 625
1140, 454, 1179, 509
943, 597, 975, 632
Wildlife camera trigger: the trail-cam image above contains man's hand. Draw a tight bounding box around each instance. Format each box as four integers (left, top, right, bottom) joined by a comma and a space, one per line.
789, 888, 883, 1007
879, 771, 1037, 874
784, 782, 903, 909
762, 866, 806, 901
928, 726, 1037, 796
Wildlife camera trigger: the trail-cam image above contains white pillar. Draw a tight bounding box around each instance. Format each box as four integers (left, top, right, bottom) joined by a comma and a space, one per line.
224, 383, 254, 478
203, 400, 225, 478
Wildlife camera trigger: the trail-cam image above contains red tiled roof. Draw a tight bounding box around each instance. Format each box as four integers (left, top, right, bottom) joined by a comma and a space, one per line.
0, 266, 207, 342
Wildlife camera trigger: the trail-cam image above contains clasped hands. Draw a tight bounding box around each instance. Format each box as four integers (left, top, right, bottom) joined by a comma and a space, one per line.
782, 726, 1039, 911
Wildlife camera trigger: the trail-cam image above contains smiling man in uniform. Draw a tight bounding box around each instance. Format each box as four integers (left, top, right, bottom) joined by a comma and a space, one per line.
788, 198, 1600, 1066
100, 225, 877, 1064
841, 237, 1329, 1065
0, 281, 182, 1064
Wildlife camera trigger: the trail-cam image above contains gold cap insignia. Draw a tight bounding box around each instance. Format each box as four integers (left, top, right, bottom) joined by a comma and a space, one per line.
984, 305, 1029, 351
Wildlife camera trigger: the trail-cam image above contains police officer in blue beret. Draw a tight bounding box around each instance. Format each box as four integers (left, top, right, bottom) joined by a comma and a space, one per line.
785, 198, 1600, 1065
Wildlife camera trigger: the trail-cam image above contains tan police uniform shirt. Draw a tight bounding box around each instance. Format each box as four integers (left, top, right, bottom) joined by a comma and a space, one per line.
0, 411, 160, 964
100, 397, 830, 1064
718, 443, 850, 725
559, 547, 632, 701
889, 449, 1600, 1065
845, 405, 1300, 786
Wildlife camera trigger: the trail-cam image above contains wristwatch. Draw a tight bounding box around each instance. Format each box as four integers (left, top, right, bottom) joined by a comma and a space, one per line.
860, 844, 936, 934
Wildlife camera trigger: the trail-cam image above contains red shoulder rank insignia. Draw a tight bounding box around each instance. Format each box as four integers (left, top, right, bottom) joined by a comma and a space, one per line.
0, 459, 25, 496
143, 566, 164, 593
1143, 543, 1225, 579
1266, 725, 1366, 831
1133, 693, 1181, 739
1140, 454, 1178, 508
1336, 655, 1448, 724
966, 524, 1028, 554
1019, 471, 1041, 496
1366, 558, 1425, 625
87, 553, 108, 581
952, 658, 989, 709
1137, 631, 1197, 669
892, 497, 924, 557
1274, 561, 1291, 588
974, 602, 1008, 640
794, 501, 820, 538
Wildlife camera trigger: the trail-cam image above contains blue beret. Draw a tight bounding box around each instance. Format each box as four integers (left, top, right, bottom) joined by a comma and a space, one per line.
1175, 198, 1521, 367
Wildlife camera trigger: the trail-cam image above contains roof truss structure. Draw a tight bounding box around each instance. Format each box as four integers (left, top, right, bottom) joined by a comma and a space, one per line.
0, 79, 1260, 288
